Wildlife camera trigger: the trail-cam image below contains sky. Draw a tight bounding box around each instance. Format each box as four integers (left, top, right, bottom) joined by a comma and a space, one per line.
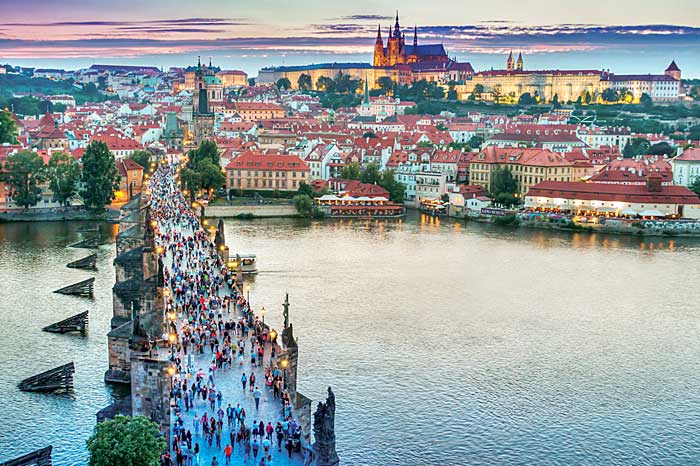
1, 0, 699, 76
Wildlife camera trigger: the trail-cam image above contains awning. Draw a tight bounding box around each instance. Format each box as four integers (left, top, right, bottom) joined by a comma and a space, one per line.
596, 206, 617, 213
620, 208, 637, 216
638, 209, 666, 217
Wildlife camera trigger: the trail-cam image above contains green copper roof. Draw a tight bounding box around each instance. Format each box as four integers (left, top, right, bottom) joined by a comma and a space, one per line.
204, 75, 222, 85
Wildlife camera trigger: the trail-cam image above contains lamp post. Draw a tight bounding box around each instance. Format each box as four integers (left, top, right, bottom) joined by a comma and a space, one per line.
280, 357, 289, 388
261, 306, 267, 326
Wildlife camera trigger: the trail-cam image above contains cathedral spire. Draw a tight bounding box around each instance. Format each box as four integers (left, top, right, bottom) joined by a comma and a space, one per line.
394, 10, 400, 38
388, 25, 392, 39
376, 24, 382, 42
413, 25, 418, 47
209, 57, 212, 68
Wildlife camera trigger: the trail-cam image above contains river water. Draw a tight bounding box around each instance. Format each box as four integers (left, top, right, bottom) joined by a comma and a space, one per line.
1, 214, 700, 465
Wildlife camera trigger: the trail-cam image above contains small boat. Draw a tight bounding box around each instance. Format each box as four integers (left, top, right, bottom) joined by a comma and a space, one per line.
226, 254, 258, 274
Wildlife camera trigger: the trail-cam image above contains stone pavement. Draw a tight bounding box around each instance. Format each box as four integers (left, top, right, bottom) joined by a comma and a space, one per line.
160, 221, 307, 466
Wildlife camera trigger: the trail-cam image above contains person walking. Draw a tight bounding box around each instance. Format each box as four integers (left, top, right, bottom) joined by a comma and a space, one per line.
223, 444, 233, 466
251, 437, 260, 462
241, 372, 247, 390
253, 386, 262, 411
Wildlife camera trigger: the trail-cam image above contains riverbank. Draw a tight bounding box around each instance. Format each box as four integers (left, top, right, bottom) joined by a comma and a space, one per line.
0, 207, 120, 223
205, 204, 299, 218
464, 211, 700, 237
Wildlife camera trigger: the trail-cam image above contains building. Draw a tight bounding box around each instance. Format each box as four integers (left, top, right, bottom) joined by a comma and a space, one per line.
603, 62, 681, 102
191, 58, 216, 145
576, 126, 631, 151
216, 70, 248, 87
590, 155, 672, 185
671, 148, 700, 187
415, 170, 448, 207
225, 150, 310, 191
469, 146, 576, 196
259, 13, 472, 89
114, 158, 144, 203
233, 102, 285, 121
162, 112, 183, 151
373, 13, 449, 67
525, 176, 700, 219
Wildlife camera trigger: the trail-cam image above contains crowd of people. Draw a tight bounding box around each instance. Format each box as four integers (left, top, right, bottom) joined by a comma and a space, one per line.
146, 166, 313, 466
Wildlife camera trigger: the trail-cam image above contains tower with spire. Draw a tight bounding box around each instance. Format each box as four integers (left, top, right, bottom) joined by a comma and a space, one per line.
516, 52, 524, 71
506, 51, 515, 71
372, 11, 449, 67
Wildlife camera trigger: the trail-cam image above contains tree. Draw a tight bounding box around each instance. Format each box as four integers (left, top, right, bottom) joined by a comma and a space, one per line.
518, 92, 533, 105
339, 162, 361, 180
81, 141, 120, 209
86, 415, 166, 466
316, 76, 334, 92
380, 170, 405, 203
47, 151, 80, 206
187, 140, 220, 169
647, 142, 674, 156
97, 75, 107, 90
129, 150, 152, 170
551, 94, 561, 108
247, 78, 256, 87
0, 109, 18, 143
689, 177, 700, 196
297, 74, 312, 91
180, 167, 201, 199
491, 166, 518, 206
362, 131, 377, 139
468, 135, 484, 149
640, 93, 653, 108
297, 181, 313, 197
623, 137, 651, 158
360, 162, 381, 184
196, 158, 226, 192
602, 88, 619, 103
377, 77, 395, 95
4, 150, 44, 209
292, 194, 313, 217
492, 85, 502, 104
276, 78, 291, 90
470, 84, 484, 101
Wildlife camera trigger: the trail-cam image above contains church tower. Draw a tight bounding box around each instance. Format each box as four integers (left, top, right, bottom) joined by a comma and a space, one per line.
373, 24, 385, 67
506, 51, 515, 71
516, 52, 524, 71
665, 60, 681, 81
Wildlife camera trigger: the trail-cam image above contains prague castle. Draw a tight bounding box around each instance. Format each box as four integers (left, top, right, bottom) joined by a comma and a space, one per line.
258, 12, 681, 103
372, 13, 449, 66
259, 12, 473, 89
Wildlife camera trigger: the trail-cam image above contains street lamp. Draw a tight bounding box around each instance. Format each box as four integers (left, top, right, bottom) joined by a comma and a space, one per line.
245, 283, 251, 308
280, 357, 289, 388
261, 306, 267, 325
269, 329, 277, 342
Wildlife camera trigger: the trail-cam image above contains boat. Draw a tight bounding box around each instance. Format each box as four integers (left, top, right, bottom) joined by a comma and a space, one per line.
226, 254, 258, 274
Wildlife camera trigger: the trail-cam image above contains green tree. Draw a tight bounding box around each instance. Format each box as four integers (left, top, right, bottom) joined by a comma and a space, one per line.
470, 84, 484, 101
551, 94, 561, 108
97, 75, 107, 90
4, 150, 44, 209
690, 85, 700, 101
81, 141, 120, 209
292, 194, 313, 217
623, 137, 651, 158
0, 109, 18, 144
47, 151, 80, 206
377, 77, 395, 95
276, 77, 291, 90
86, 415, 166, 466
247, 78, 256, 87
129, 150, 152, 170
647, 142, 674, 156
689, 177, 700, 196
196, 158, 226, 192
492, 85, 503, 104
602, 88, 619, 103
339, 162, 361, 180
180, 167, 201, 200
297, 181, 313, 197
187, 140, 220, 169
362, 131, 377, 139
297, 74, 312, 91
640, 93, 653, 108
360, 162, 381, 184
468, 135, 484, 148
518, 92, 533, 105
316, 76, 334, 92
491, 166, 518, 206
380, 170, 405, 203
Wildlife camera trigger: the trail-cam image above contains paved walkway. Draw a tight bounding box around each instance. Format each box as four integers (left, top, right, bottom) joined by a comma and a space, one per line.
149, 167, 307, 466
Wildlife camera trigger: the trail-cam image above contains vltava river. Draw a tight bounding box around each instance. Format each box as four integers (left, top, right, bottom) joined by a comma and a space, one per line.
1, 213, 699, 465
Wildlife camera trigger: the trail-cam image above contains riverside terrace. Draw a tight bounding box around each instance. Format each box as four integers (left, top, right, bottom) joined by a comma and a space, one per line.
146, 165, 339, 466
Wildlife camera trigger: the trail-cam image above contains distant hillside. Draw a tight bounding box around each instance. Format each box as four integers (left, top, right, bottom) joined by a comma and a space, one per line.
0, 74, 114, 106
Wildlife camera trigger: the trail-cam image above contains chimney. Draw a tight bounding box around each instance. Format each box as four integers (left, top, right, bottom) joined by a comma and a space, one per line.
646, 173, 662, 192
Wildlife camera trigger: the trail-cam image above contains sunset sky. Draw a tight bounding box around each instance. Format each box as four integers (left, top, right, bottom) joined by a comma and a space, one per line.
1, 0, 699, 76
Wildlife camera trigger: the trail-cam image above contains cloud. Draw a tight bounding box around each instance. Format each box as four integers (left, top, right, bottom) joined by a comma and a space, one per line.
334, 15, 392, 21
0, 17, 250, 27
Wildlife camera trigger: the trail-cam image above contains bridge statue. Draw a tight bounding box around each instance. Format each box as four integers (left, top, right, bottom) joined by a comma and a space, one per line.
313, 386, 340, 466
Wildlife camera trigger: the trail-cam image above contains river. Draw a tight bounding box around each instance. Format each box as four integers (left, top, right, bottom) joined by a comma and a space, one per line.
1, 213, 699, 465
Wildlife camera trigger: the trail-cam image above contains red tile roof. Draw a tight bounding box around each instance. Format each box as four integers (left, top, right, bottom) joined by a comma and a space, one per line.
527, 181, 700, 204
225, 151, 309, 171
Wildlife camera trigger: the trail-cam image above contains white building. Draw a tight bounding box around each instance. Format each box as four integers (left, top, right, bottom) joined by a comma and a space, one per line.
415, 170, 448, 207
671, 148, 700, 187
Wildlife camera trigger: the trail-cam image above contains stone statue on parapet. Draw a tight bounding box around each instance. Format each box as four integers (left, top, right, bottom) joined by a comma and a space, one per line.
313, 386, 340, 466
